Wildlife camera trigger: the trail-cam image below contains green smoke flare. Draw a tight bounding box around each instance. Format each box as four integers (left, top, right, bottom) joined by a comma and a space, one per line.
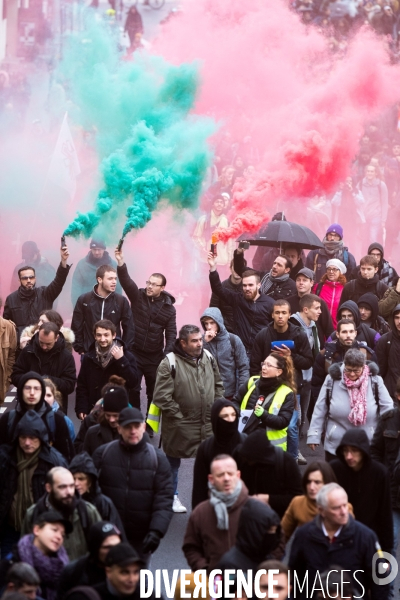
61, 18, 214, 239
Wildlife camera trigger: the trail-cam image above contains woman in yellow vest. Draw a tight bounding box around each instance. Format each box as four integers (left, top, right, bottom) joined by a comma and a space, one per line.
235, 352, 296, 450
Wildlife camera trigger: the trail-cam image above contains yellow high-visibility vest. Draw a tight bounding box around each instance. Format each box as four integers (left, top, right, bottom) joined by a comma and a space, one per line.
146, 402, 161, 433
240, 376, 292, 451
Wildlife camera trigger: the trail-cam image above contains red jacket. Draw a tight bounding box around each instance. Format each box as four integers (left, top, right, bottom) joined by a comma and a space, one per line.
313, 281, 344, 328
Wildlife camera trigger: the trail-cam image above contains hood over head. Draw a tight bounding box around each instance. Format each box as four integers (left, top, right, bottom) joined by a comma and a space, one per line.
357, 293, 379, 325
391, 303, 400, 336
335, 428, 370, 462
200, 307, 227, 335
14, 409, 49, 444
211, 398, 240, 439
237, 430, 275, 465
87, 521, 122, 560
337, 300, 361, 329
16, 371, 46, 412
69, 452, 99, 481
235, 498, 281, 562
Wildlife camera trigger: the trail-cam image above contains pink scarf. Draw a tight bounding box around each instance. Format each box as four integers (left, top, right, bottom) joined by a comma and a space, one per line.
344, 365, 370, 426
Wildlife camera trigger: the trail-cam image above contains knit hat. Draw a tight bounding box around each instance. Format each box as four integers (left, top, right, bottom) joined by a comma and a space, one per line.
368, 242, 384, 258
87, 521, 122, 558
90, 238, 106, 250
326, 259, 347, 274
105, 543, 144, 567
103, 387, 129, 413
296, 267, 314, 281
326, 223, 343, 239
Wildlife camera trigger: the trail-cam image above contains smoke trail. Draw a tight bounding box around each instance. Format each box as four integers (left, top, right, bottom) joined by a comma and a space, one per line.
155, 0, 400, 242
61, 19, 214, 240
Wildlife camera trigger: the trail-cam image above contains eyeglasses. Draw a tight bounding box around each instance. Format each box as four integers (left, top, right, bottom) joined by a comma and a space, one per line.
262, 362, 280, 369
326, 268, 339, 273
344, 367, 363, 374
20, 276, 36, 281
146, 281, 162, 287
23, 386, 41, 392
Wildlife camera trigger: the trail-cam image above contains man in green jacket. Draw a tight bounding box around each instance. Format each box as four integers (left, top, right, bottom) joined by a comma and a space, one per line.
152, 324, 224, 513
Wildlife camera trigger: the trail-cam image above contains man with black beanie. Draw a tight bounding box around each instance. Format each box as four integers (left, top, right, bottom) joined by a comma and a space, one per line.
83, 388, 129, 456
58, 522, 122, 598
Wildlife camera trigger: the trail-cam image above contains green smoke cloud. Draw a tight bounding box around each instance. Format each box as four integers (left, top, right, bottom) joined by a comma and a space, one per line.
61, 18, 214, 239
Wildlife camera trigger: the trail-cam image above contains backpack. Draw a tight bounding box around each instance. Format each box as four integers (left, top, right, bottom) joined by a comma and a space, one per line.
166, 349, 216, 379
324, 370, 381, 418
313, 249, 349, 275
7, 409, 56, 444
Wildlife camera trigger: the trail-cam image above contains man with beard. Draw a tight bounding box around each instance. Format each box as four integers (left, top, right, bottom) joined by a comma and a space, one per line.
10, 240, 56, 292
21, 466, 101, 561
71, 239, 122, 306
305, 223, 356, 284
234, 249, 297, 300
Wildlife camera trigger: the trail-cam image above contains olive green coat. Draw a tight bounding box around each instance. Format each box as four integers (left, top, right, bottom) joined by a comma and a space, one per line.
378, 287, 400, 327
153, 351, 224, 458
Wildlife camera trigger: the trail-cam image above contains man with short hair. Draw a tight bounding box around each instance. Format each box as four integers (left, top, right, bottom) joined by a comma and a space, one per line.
257, 560, 290, 600
350, 243, 398, 286
305, 223, 356, 283
10, 240, 56, 293
287, 267, 334, 348
340, 255, 388, 305
3, 562, 41, 600
151, 324, 224, 513
182, 454, 249, 572
75, 319, 139, 420
331, 429, 393, 553
208, 253, 274, 355
209, 259, 243, 334
22, 466, 101, 561
234, 248, 297, 299
72, 265, 134, 355
11, 322, 76, 409
279, 246, 304, 281
93, 543, 155, 600
71, 238, 122, 306
375, 304, 400, 398
93, 407, 173, 557
289, 483, 388, 599
115, 248, 176, 415
4, 245, 71, 341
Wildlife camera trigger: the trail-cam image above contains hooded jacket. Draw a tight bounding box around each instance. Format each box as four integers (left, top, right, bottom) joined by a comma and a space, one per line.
371, 405, 400, 508
350, 243, 398, 286
152, 340, 225, 458
71, 252, 122, 307
287, 293, 334, 349
328, 300, 380, 348
0, 371, 74, 461
216, 498, 281, 571
234, 430, 302, 517
0, 410, 67, 529
116, 263, 177, 359
191, 399, 247, 509
93, 436, 174, 545
75, 339, 139, 417
20, 325, 75, 353
308, 362, 393, 455
83, 419, 120, 456
69, 452, 126, 537
4, 263, 71, 340
339, 272, 388, 306
201, 307, 249, 398
209, 270, 274, 353
330, 429, 393, 552
11, 331, 76, 405
375, 303, 400, 398
71, 286, 135, 355
209, 275, 243, 334
357, 293, 390, 336
183, 481, 250, 572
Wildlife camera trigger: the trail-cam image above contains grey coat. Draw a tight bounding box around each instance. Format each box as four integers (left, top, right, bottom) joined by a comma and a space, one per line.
307, 362, 393, 455
201, 307, 249, 398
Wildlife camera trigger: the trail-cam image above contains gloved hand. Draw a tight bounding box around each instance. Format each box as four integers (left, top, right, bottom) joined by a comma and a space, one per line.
142, 530, 162, 554
254, 405, 264, 417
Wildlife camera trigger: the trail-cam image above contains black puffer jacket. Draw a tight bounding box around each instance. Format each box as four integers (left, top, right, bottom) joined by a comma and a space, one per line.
375, 303, 400, 398
209, 270, 273, 353
117, 263, 176, 358
330, 429, 393, 552
209, 276, 243, 334
234, 430, 302, 518
71, 287, 135, 354
83, 421, 119, 456
191, 398, 246, 509
11, 332, 76, 405
371, 406, 400, 508
0, 371, 74, 461
69, 452, 126, 537
3, 264, 70, 339
93, 437, 174, 544
250, 321, 313, 377
0, 411, 67, 529
75, 339, 139, 416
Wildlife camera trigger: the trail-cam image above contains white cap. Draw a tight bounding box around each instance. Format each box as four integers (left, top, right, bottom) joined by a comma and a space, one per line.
326, 258, 347, 274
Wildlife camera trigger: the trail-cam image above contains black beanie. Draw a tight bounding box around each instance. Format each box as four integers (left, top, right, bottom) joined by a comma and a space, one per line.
103, 387, 129, 413
87, 521, 122, 558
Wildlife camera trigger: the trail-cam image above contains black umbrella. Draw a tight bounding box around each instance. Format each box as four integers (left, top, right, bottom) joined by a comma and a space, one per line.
237, 220, 324, 251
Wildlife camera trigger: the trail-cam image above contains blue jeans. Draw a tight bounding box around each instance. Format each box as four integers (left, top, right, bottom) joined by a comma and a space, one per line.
166, 455, 181, 495
287, 404, 301, 458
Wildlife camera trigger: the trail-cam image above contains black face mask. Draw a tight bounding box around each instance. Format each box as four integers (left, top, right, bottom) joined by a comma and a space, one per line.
215, 415, 239, 442
50, 493, 77, 517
